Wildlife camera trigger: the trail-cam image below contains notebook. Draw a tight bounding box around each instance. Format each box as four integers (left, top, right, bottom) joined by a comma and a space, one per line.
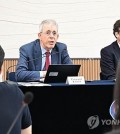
43, 64, 81, 83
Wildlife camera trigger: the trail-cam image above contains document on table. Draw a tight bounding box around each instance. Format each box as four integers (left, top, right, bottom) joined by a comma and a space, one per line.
18, 82, 51, 87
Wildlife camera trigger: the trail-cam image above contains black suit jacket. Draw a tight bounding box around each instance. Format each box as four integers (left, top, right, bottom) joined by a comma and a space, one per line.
100, 41, 120, 80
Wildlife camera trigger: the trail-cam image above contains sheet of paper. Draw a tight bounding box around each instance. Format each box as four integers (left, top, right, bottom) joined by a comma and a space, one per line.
18, 82, 51, 87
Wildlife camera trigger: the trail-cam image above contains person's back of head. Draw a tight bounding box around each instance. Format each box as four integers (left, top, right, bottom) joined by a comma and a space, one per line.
0, 45, 5, 71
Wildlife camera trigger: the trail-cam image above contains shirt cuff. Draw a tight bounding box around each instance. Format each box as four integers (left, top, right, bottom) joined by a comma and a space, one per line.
40, 71, 44, 78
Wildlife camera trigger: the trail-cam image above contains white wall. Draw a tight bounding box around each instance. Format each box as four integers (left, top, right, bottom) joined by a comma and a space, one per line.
0, 0, 120, 58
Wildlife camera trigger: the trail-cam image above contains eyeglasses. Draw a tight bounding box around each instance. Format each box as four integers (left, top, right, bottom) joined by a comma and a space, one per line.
41, 30, 58, 36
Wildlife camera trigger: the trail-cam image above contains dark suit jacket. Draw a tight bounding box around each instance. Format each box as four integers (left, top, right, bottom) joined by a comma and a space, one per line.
100, 41, 120, 80
15, 39, 72, 82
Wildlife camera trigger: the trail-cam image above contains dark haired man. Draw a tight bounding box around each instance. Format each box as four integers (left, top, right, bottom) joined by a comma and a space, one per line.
0, 45, 32, 134
100, 20, 120, 80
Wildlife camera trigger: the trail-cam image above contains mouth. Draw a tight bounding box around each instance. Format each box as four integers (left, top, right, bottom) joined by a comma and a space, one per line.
49, 41, 55, 45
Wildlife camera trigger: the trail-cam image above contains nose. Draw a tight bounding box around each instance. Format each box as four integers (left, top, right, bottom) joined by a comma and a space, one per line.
49, 32, 54, 37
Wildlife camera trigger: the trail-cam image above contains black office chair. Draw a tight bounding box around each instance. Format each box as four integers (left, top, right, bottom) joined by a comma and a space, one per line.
8, 72, 16, 82
100, 72, 107, 80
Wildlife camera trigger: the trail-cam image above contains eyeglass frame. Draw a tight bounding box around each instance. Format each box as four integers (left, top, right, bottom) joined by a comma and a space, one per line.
40, 30, 58, 37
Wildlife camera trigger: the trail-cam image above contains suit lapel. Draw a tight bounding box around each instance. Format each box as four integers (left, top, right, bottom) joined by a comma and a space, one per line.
51, 48, 59, 64
34, 40, 42, 70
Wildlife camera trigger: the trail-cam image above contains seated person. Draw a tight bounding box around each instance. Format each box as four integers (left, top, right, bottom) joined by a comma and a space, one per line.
100, 19, 120, 80
0, 45, 32, 134
15, 19, 72, 82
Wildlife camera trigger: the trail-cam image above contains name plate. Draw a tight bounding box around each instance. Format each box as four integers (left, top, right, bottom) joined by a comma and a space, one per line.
66, 76, 85, 85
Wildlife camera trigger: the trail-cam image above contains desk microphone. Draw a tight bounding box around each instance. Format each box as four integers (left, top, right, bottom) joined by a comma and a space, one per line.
6, 92, 34, 134
109, 61, 120, 120
6, 51, 60, 80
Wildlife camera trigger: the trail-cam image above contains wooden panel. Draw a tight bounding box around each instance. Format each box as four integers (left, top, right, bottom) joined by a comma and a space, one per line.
72, 58, 100, 80
2, 59, 18, 81
2, 58, 100, 81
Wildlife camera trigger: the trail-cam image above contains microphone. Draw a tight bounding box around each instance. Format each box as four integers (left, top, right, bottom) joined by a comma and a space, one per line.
6, 92, 34, 134
6, 51, 60, 80
109, 61, 120, 120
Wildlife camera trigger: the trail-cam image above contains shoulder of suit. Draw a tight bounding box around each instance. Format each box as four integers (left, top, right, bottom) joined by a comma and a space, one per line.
55, 42, 67, 48
101, 41, 117, 50
20, 39, 39, 49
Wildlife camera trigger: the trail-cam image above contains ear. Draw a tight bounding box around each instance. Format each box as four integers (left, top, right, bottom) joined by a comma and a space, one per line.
0, 70, 2, 82
115, 32, 119, 38
38, 32, 42, 38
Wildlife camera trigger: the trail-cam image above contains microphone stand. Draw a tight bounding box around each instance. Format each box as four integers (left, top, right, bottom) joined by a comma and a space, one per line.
6, 92, 33, 134
6, 103, 26, 134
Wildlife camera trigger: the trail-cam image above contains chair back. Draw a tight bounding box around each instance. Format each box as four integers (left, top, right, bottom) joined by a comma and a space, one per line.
100, 72, 107, 80
8, 72, 16, 82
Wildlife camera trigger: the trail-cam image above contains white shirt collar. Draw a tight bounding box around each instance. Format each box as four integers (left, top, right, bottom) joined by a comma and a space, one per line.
117, 41, 120, 48
41, 46, 52, 54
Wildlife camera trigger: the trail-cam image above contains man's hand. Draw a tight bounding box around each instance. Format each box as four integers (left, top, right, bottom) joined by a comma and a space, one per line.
42, 71, 47, 77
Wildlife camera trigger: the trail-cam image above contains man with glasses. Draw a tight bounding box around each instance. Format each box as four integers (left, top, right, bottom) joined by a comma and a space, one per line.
15, 19, 72, 82
100, 19, 120, 80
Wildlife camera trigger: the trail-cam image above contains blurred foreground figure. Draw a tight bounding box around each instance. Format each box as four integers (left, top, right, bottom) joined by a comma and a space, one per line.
0, 45, 32, 134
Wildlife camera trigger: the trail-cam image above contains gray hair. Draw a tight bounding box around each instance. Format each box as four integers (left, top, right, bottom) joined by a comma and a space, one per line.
39, 19, 58, 32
